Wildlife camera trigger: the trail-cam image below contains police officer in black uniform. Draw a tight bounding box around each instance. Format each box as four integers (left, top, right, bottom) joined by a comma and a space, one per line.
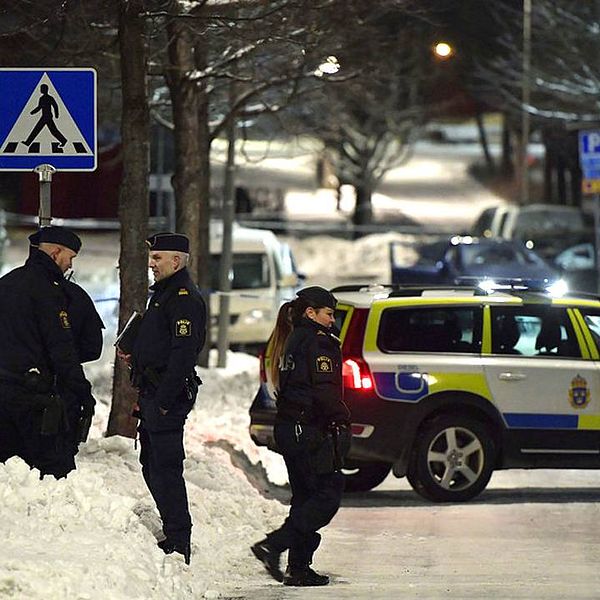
0, 226, 96, 479
121, 232, 206, 565
252, 286, 351, 587
29, 230, 105, 465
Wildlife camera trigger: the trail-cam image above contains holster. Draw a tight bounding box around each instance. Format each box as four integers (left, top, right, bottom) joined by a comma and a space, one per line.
304, 424, 351, 474
39, 393, 69, 436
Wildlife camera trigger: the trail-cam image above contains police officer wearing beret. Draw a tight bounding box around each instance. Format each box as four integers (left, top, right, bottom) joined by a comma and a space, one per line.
0, 226, 96, 479
28, 231, 105, 469
120, 232, 206, 565
252, 286, 351, 587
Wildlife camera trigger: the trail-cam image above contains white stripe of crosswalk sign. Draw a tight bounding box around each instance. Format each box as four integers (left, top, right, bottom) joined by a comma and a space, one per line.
1, 73, 92, 157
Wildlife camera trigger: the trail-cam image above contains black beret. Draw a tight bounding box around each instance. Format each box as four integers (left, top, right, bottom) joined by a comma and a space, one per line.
146, 232, 190, 253
297, 286, 337, 309
29, 226, 82, 253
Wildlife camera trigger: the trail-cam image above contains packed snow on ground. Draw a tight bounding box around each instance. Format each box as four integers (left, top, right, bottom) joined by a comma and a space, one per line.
0, 347, 291, 600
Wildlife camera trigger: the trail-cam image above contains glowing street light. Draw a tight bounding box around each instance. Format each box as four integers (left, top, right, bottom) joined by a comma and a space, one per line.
433, 41, 454, 60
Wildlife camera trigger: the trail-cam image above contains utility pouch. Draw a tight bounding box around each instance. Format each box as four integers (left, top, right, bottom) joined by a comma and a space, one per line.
39, 394, 68, 436
303, 426, 336, 475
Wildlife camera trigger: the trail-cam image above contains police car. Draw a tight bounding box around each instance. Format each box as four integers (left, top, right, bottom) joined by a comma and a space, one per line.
249, 281, 600, 502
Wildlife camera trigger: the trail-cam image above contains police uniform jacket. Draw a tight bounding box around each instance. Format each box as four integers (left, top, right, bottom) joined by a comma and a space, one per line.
0, 248, 93, 404
132, 267, 206, 411
60, 279, 104, 364
276, 317, 350, 428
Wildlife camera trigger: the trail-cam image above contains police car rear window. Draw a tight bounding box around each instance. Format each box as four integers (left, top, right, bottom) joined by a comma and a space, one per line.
378, 306, 482, 353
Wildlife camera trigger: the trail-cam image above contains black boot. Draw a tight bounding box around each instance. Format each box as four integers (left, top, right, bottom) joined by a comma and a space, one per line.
158, 539, 191, 565
251, 540, 284, 582
283, 566, 329, 587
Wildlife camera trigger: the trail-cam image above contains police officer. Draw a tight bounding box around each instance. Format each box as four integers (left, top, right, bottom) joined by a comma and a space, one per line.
0, 226, 96, 479
28, 230, 105, 471
120, 232, 206, 565
252, 286, 351, 587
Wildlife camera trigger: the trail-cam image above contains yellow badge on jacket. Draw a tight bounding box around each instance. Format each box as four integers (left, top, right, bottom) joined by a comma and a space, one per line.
178, 288, 189, 296
316, 355, 333, 372
59, 310, 71, 329
175, 319, 192, 337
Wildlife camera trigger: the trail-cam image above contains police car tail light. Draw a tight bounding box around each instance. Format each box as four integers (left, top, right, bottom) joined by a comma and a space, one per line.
343, 358, 373, 390
258, 349, 267, 383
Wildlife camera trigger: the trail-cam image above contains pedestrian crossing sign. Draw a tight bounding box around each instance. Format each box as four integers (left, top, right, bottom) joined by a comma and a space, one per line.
0, 68, 96, 171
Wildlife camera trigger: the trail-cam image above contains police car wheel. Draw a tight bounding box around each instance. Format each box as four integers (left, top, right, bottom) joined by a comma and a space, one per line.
342, 461, 391, 492
409, 415, 494, 503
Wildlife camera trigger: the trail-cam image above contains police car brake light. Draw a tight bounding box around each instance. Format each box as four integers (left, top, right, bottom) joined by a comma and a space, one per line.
343, 358, 373, 390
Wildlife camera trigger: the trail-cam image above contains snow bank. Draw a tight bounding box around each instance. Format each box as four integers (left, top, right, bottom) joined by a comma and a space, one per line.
0, 351, 288, 599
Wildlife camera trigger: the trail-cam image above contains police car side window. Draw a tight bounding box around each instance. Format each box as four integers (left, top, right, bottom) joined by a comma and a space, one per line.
490, 306, 581, 358
378, 306, 481, 354
580, 310, 600, 353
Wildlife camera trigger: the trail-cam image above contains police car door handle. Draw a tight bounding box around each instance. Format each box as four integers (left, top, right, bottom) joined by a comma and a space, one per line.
498, 372, 527, 381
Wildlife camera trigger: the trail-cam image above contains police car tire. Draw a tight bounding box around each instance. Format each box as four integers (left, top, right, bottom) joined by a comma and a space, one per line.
342, 461, 391, 493
408, 415, 495, 503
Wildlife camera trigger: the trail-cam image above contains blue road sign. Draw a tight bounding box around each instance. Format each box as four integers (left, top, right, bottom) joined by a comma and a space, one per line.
579, 130, 600, 176
0, 68, 96, 171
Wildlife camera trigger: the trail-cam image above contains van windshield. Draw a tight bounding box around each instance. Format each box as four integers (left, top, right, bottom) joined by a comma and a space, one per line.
210, 253, 270, 290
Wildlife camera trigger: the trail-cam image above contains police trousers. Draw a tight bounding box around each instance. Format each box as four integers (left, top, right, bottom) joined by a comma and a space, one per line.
138, 391, 195, 545
0, 384, 75, 479
267, 421, 345, 568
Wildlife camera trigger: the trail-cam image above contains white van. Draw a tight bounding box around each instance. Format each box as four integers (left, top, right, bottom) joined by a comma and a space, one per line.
209, 223, 303, 350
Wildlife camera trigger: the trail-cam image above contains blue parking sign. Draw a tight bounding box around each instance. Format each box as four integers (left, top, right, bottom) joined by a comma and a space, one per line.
0, 68, 96, 171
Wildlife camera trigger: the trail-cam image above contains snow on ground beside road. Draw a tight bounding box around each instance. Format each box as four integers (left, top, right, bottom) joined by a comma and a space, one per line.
284, 231, 419, 286
0, 350, 288, 600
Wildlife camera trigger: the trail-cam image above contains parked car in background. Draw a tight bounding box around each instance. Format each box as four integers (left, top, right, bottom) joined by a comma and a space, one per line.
250, 282, 600, 502
554, 241, 598, 295
390, 235, 563, 289
471, 203, 591, 260
209, 223, 304, 352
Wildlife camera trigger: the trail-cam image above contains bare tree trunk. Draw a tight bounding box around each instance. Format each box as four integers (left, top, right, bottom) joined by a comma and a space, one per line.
475, 109, 495, 172
107, 0, 150, 438
501, 113, 513, 176
196, 29, 211, 368
165, 8, 201, 276
352, 184, 373, 237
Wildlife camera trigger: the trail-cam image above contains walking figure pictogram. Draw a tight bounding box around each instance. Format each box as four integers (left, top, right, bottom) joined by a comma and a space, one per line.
21, 84, 68, 148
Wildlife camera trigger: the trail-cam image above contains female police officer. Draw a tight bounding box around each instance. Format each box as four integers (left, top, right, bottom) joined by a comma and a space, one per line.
251, 286, 350, 587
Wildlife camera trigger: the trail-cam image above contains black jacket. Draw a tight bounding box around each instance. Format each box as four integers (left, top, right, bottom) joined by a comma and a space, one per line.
0, 249, 94, 403
132, 267, 206, 411
60, 279, 104, 364
276, 317, 350, 427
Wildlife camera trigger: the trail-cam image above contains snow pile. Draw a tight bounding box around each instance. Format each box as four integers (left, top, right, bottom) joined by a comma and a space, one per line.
0, 351, 288, 599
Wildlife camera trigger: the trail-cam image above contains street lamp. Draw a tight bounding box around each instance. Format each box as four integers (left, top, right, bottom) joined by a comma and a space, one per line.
432, 41, 454, 60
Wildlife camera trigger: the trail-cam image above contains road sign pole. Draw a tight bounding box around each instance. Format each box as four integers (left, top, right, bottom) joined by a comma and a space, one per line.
34, 163, 56, 227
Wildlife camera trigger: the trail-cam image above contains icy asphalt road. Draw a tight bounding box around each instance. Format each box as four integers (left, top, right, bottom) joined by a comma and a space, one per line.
227, 470, 600, 599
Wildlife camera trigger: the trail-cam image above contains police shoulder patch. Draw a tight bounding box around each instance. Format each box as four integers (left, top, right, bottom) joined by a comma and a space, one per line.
175, 319, 192, 337
178, 287, 189, 296
59, 310, 71, 329
316, 355, 333, 373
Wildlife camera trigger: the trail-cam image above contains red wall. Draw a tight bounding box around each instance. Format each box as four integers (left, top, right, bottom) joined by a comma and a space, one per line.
20, 143, 123, 219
